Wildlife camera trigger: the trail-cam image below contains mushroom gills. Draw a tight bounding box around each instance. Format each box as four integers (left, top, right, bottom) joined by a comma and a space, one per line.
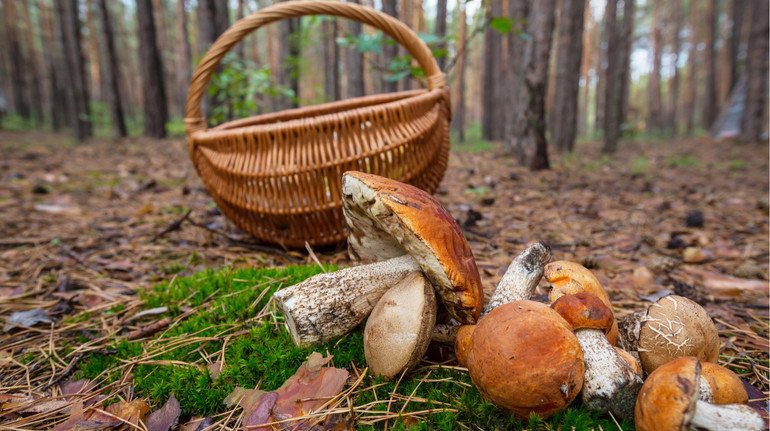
364, 271, 437, 379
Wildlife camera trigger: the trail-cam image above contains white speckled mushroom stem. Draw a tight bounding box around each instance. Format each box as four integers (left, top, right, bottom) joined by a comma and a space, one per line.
576, 329, 644, 420
483, 242, 551, 316
272, 254, 421, 347
698, 377, 714, 402
689, 401, 765, 431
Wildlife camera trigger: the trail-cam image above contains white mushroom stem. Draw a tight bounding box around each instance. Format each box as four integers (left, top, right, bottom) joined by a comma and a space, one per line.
689, 401, 765, 431
273, 254, 420, 347
483, 242, 551, 315
698, 377, 715, 402
430, 242, 550, 344
576, 328, 644, 420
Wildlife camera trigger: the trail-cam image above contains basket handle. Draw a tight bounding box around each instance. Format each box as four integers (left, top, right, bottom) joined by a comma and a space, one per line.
185, 0, 446, 136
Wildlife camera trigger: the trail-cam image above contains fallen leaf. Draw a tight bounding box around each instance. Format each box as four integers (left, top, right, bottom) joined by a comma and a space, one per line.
207, 361, 223, 379
638, 289, 674, 303
145, 394, 181, 431
180, 416, 213, 431
4, 308, 53, 331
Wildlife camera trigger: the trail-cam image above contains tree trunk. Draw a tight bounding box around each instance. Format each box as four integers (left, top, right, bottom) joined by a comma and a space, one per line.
58, 0, 92, 140
4, 0, 30, 119
741, 0, 768, 142
85, 1, 102, 103
503, 0, 531, 142
40, 0, 65, 130
323, 18, 340, 101
451, 0, 467, 143
602, 0, 621, 152
19, 0, 44, 124
278, 8, 300, 109
482, 0, 504, 140
176, 0, 192, 117
510, 0, 555, 170
667, 0, 682, 135
727, 0, 746, 94
435, 0, 448, 71
702, 0, 718, 129
345, 0, 365, 98
594, 1, 610, 135
136, 0, 168, 137
550, 0, 586, 154
380, 0, 398, 94
618, 0, 635, 130
578, 0, 593, 138
96, 0, 127, 137
684, 0, 700, 135
647, 0, 663, 132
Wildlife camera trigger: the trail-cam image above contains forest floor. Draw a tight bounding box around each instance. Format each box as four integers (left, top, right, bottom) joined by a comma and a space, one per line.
1, 129, 768, 429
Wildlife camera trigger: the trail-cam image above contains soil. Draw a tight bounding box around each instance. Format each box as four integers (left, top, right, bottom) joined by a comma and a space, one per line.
1, 129, 768, 397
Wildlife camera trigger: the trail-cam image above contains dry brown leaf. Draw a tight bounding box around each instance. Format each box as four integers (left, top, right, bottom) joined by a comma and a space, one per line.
180, 416, 213, 431
145, 394, 181, 431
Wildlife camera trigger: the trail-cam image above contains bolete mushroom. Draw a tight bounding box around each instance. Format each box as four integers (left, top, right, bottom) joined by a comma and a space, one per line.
635, 357, 764, 431
551, 292, 643, 419
544, 261, 620, 346
273, 172, 483, 347
466, 301, 584, 419
631, 295, 719, 374
363, 272, 437, 379
699, 362, 750, 405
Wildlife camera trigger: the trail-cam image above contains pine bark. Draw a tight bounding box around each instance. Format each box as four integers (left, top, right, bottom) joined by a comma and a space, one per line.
136, 0, 168, 137
509, 0, 555, 170
345, 0, 365, 98
451, 0, 467, 143
176, 0, 192, 117
58, 0, 92, 140
97, 0, 127, 137
435, 0, 448, 71
550, 0, 586, 154
647, 0, 663, 132
482, 0, 504, 140
323, 18, 340, 101
667, 0, 683, 135
602, 0, 621, 152
741, 0, 768, 142
702, 0, 718, 129
684, 0, 700, 135
380, 0, 398, 94
503, 0, 531, 142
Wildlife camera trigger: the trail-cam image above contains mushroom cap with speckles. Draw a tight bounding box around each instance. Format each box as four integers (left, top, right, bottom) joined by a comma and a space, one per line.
700, 362, 749, 404
550, 292, 615, 333
467, 301, 584, 419
637, 295, 719, 374
635, 356, 701, 431
545, 261, 620, 345
342, 171, 483, 324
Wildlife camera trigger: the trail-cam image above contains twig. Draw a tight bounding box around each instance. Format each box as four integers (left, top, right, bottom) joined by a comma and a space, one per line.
125, 317, 172, 341
186, 219, 302, 263
151, 209, 192, 241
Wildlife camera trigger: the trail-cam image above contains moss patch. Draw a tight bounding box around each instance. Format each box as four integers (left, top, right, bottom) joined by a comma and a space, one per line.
76, 264, 633, 429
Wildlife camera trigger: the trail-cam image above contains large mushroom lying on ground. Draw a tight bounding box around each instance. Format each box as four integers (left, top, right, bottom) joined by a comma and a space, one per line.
273, 172, 483, 348
635, 357, 764, 431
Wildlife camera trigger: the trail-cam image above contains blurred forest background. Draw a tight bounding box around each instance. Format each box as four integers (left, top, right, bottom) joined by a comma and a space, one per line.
0, 0, 767, 169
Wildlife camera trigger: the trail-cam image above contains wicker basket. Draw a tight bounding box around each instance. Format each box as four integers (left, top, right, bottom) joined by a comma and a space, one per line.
184, 1, 450, 248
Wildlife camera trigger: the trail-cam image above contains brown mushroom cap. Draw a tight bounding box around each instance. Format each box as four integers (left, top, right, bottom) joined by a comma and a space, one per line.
342, 172, 483, 324
364, 272, 438, 379
700, 362, 749, 404
454, 324, 476, 368
637, 295, 720, 374
614, 346, 643, 376
545, 261, 619, 345
635, 356, 701, 431
550, 292, 615, 334
467, 301, 584, 419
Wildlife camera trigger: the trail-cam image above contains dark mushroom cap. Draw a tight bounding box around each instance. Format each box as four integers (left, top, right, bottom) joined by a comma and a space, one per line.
342, 171, 483, 324
635, 356, 701, 431
550, 292, 615, 334
467, 301, 584, 419
637, 295, 719, 374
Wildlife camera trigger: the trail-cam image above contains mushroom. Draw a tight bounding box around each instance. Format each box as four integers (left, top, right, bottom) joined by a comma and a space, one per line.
614, 346, 643, 376
466, 301, 584, 419
544, 261, 620, 346
273, 172, 483, 347
626, 295, 719, 374
363, 272, 437, 379
551, 292, 643, 420
699, 362, 749, 404
635, 357, 764, 431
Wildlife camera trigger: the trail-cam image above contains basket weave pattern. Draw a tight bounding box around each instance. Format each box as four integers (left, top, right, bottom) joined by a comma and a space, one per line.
185, 1, 451, 248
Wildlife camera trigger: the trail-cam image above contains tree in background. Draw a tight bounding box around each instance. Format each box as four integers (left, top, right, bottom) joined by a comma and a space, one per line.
647, 0, 663, 132
58, 0, 92, 140
503, 0, 530, 143
451, 0, 467, 143
176, 0, 192, 117
726, 0, 746, 95
550, 0, 587, 154
684, 0, 700, 135
98, 0, 127, 138
666, 0, 683, 135
4, 0, 30, 120
19, 0, 44, 124
435, 0, 447, 71
323, 17, 340, 102
742, 0, 768, 142
702, 0, 718, 129
618, 0, 635, 132
481, 0, 503, 140
136, 0, 168, 137
509, 0, 556, 170
602, 0, 620, 152
381, 0, 398, 94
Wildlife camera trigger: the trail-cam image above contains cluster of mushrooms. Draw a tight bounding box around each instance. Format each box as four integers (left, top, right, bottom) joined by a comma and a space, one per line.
271, 171, 765, 430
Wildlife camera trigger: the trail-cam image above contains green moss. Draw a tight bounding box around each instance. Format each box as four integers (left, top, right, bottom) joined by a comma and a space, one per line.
72, 263, 633, 429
